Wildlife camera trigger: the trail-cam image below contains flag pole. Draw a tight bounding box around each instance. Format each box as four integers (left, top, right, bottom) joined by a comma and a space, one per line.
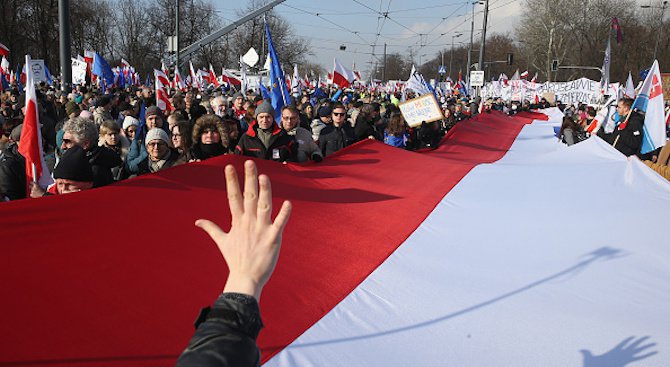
31, 163, 37, 184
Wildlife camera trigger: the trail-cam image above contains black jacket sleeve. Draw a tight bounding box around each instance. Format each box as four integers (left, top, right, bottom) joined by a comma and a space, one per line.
176, 293, 263, 367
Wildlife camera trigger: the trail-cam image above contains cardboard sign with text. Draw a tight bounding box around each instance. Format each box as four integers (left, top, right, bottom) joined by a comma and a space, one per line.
399, 94, 444, 128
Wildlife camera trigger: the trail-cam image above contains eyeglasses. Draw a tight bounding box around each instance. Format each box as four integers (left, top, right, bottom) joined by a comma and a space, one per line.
147, 141, 166, 147
333, 112, 346, 117
62, 138, 73, 145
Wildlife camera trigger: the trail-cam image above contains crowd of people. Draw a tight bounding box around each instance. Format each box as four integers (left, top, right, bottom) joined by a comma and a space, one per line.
0, 81, 487, 201
2, 79, 669, 201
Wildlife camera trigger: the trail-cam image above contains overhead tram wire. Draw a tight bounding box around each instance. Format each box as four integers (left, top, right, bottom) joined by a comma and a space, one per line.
350, 0, 421, 36
280, 3, 373, 45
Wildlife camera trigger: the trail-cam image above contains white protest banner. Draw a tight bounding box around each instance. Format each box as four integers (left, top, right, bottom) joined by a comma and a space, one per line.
470, 71, 485, 87
71, 58, 87, 85
399, 93, 444, 128
29, 59, 47, 83
482, 78, 620, 105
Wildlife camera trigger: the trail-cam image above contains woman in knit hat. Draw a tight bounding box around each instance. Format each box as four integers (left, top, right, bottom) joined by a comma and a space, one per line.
190, 115, 230, 161
122, 115, 140, 141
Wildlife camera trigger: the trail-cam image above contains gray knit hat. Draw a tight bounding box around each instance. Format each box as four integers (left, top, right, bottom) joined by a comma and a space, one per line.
232, 92, 244, 100
145, 128, 169, 147
255, 101, 275, 118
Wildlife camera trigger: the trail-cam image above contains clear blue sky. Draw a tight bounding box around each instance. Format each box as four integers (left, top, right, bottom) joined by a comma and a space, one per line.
211, 0, 523, 77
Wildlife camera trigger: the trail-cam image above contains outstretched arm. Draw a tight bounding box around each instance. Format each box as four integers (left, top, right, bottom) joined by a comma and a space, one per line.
177, 160, 291, 367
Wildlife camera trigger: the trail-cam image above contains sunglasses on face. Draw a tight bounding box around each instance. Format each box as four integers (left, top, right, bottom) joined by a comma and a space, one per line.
333, 112, 346, 117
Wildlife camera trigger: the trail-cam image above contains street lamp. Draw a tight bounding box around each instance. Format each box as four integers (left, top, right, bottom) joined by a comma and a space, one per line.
450, 33, 463, 79
641, 0, 668, 61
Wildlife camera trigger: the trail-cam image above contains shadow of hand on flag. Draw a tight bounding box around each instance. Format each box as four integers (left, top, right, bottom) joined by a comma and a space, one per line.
580, 336, 658, 367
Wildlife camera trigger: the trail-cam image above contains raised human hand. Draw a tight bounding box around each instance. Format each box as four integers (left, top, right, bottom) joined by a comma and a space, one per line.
195, 160, 291, 301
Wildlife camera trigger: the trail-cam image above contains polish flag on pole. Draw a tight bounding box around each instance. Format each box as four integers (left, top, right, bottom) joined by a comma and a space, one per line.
520, 70, 529, 79
332, 58, 354, 88
155, 78, 175, 113
586, 95, 617, 134
174, 67, 187, 91
221, 69, 242, 89
208, 64, 220, 88
189, 61, 201, 91
153, 69, 170, 89
18, 55, 53, 192
0, 42, 9, 57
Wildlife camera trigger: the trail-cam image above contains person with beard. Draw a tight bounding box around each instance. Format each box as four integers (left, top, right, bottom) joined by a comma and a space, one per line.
190, 115, 230, 161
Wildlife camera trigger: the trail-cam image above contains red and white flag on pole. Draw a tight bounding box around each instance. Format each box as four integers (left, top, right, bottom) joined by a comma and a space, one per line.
520, 70, 529, 79
332, 58, 354, 88
174, 67, 187, 91
221, 69, 242, 89
153, 69, 170, 89
208, 64, 220, 88
0, 42, 9, 57
18, 55, 53, 192
155, 78, 175, 113
189, 61, 201, 91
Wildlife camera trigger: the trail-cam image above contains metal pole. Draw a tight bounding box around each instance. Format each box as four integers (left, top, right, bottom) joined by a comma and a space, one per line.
58, 0, 72, 90
383, 43, 387, 81
176, 0, 180, 69
450, 37, 455, 79
467, 2, 475, 72
478, 0, 489, 73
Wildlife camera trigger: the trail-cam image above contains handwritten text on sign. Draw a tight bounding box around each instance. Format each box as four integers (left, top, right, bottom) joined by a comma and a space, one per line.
399, 94, 444, 128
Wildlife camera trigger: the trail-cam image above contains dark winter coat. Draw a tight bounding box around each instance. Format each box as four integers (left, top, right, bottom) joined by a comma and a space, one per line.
612, 111, 645, 157
235, 122, 296, 162
0, 143, 26, 200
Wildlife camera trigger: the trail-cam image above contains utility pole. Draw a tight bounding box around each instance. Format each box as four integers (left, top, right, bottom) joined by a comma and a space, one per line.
383, 43, 387, 81
450, 34, 462, 80
58, 0, 72, 90
175, 0, 180, 70
477, 0, 489, 96
467, 2, 476, 74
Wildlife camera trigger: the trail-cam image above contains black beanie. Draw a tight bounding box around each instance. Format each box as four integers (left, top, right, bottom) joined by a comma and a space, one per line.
54, 146, 94, 182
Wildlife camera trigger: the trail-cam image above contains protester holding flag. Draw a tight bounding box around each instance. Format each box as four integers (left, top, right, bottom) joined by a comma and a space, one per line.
235, 101, 295, 162
612, 98, 645, 157
30, 145, 95, 197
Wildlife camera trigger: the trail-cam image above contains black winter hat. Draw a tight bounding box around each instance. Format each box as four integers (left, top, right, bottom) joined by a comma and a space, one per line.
54, 146, 94, 182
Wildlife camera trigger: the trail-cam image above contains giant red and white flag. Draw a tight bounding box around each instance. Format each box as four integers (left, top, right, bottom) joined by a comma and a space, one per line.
17, 55, 53, 191
2, 109, 669, 366
332, 58, 354, 88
